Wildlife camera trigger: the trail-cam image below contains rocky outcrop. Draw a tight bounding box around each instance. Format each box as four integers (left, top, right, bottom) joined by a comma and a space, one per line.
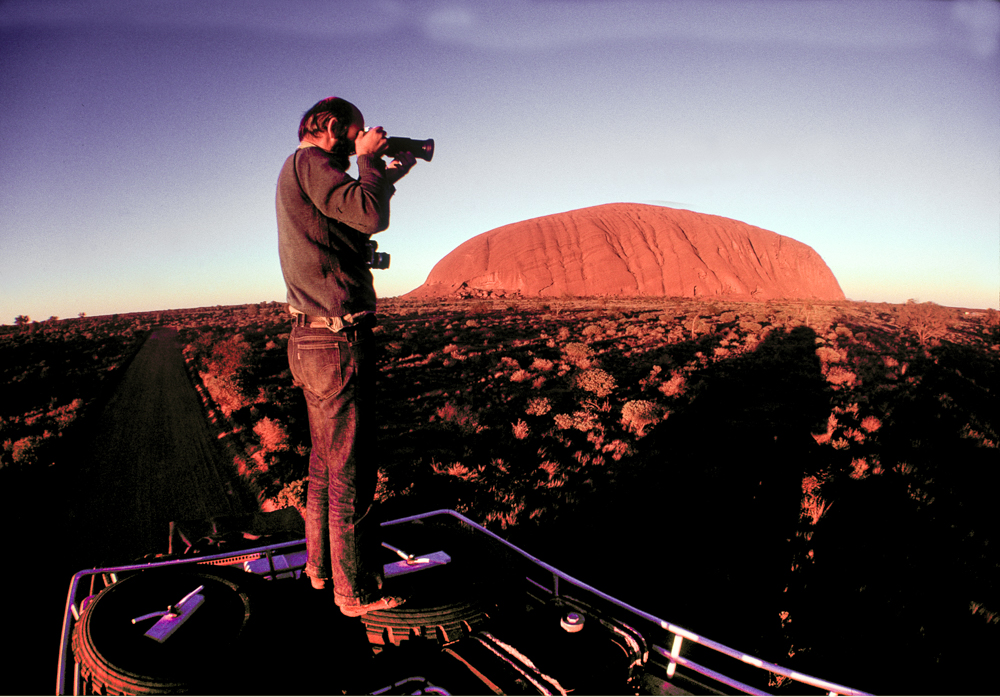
405, 203, 845, 301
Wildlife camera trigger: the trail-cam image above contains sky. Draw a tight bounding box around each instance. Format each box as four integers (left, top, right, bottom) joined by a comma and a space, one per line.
1, 0, 998, 323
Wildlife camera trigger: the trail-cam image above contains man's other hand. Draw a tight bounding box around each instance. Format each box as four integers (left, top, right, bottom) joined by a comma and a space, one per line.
386, 151, 417, 184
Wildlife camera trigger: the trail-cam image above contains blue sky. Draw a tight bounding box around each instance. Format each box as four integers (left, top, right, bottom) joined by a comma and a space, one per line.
2, 0, 998, 323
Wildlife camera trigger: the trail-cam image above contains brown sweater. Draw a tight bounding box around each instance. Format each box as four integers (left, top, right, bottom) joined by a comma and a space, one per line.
276, 146, 395, 318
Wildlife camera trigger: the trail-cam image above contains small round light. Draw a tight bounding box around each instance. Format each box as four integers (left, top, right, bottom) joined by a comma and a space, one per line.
561, 611, 585, 633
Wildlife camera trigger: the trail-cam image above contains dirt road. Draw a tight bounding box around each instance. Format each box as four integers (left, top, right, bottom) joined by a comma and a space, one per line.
7, 328, 260, 693
72, 327, 255, 566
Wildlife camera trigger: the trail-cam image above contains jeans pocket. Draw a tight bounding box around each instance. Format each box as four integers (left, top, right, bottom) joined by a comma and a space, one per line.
289, 332, 349, 400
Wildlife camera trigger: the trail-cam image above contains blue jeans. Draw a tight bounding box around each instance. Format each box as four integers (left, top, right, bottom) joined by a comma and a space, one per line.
288, 325, 382, 604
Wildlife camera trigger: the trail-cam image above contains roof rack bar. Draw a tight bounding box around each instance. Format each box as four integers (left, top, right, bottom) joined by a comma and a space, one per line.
381, 510, 871, 696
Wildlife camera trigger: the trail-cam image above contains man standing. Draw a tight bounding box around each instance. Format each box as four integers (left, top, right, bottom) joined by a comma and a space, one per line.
276, 96, 416, 617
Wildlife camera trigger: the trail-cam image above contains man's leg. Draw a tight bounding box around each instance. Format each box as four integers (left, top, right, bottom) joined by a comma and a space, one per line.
325, 330, 386, 607
290, 326, 400, 612
290, 327, 349, 587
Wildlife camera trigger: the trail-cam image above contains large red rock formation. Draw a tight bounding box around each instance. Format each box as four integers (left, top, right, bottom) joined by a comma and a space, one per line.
405, 203, 844, 301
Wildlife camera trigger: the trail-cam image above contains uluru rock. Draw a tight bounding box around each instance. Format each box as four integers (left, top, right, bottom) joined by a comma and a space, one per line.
405, 203, 844, 301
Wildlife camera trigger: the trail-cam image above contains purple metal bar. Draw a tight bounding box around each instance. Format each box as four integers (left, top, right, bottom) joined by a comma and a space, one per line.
651, 646, 772, 696
381, 510, 872, 696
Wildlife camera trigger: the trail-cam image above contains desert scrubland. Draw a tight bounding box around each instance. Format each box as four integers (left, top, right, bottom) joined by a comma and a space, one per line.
0, 315, 147, 474
173, 297, 1000, 693
3, 297, 998, 693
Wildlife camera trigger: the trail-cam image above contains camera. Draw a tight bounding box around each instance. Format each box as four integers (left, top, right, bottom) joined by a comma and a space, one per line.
384, 136, 434, 162
365, 240, 390, 270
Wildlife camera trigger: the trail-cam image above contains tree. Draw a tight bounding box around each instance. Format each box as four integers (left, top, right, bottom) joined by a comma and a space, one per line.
899, 301, 952, 345
14, 315, 30, 327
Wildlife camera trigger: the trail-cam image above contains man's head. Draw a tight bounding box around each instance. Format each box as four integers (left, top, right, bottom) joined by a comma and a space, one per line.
298, 97, 364, 168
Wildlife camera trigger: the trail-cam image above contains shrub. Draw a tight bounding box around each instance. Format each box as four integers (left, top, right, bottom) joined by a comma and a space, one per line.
536, 460, 567, 488
639, 365, 663, 390
621, 400, 662, 436
254, 417, 289, 453
553, 413, 574, 430
562, 342, 593, 366
815, 346, 843, 364
207, 333, 253, 377
530, 357, 554, 372
860, 415, 882, 433
835, 326, 854, 340
510, 370, 533, 383
601, 439, 633, 460
801, 494, 833, 525
849, 457, 870, 480
824, 366, 858, 389
526, 397, 552, 416
51, 398, 84, 429
512, 419, 530, 439
266, 477, 307, 515
801, 474, 823, 496
658, 372, 687, 398
554, 410, 599, 432
575, 368, 617, 397
497, 356, 520, 370
435, 402, 484, 434
11, 435, 42, 467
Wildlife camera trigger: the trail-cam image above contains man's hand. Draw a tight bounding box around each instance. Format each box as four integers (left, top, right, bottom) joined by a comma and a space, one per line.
386, 151, 417, 184
354, 126, 388, 157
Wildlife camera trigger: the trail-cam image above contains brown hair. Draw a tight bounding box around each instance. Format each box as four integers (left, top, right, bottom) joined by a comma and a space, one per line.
297, 96, 356, 142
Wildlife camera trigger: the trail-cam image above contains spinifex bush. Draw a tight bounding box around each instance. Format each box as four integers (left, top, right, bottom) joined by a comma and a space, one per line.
434, 402, 485, 434
525, 397, 551, 416
253, 417, 290, 453
561, 342, 594, 368
658, 372, 687, 398
575, 368, 617, 397
553, 409, 599, 432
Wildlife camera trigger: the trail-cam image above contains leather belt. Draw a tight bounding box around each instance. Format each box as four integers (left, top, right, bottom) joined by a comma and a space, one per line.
290, 308, 376, 333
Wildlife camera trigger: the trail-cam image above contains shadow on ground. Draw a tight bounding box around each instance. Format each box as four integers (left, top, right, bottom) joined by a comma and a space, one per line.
509, 326, 830, 656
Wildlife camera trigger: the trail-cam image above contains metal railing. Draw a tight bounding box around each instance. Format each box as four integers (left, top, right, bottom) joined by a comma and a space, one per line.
382, 510, 873, 696
56, 538, 309, 695
58, 511, 872, 696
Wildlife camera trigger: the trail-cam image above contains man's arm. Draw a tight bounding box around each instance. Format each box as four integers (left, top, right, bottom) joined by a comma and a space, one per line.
296, 149, 395, 235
